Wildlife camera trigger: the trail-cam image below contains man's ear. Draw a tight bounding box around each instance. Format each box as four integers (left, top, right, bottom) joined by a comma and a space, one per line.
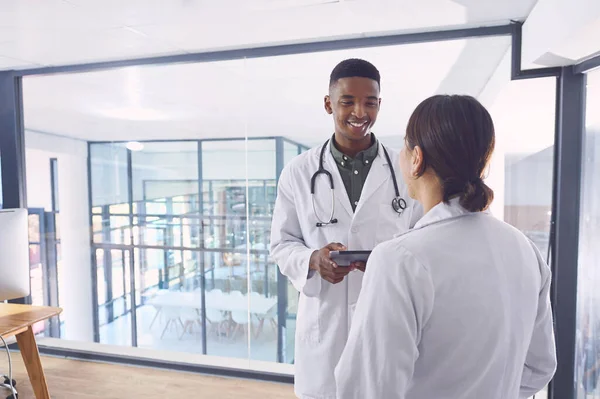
324, 95, 333, 115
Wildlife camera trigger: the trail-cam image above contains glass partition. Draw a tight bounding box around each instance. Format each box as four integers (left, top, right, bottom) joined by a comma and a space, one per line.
24, 34, 553, 374
487, 76, 556, 257
576, 68, 600, 399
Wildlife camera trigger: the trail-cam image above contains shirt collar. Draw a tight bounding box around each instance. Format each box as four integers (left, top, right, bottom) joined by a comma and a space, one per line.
329, 133, 379, 169
413, 197, 475, 230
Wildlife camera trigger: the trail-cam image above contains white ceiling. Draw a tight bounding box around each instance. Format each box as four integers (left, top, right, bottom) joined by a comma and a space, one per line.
6, 0, 540, 147
22, 35, 512, 147
0, 0, 536, 69
548, 21, 600, 65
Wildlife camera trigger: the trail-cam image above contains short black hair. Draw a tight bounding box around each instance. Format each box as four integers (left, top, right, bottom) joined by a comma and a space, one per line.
329, 58, 380, 88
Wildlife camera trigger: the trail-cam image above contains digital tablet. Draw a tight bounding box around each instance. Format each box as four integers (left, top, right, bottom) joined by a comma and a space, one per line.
330, 250, 371, 266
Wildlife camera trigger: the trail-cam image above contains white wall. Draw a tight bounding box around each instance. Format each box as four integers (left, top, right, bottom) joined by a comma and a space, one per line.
522, 0, 600, 67
25, 130, 94, 342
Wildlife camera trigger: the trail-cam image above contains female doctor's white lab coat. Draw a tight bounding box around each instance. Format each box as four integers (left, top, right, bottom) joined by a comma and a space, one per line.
270, 141, 421, 399
335, 198, 557, 399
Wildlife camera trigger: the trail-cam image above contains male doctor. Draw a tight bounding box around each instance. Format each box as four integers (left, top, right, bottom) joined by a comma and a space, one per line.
270, 58, 422, 399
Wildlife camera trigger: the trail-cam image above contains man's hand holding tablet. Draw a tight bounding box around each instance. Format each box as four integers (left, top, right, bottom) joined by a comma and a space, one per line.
330, 250, 371, 272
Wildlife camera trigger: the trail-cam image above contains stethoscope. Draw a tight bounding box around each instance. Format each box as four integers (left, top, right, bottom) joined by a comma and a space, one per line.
311, 139, 406, 227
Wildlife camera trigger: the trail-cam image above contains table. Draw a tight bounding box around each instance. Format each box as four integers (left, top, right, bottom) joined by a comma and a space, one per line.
146, 290, 278, 339
147, 291, 277, 314
0, 303, 62, 399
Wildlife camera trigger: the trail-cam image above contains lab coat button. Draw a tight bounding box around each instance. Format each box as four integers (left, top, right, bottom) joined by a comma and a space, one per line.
351, 227, 358, 233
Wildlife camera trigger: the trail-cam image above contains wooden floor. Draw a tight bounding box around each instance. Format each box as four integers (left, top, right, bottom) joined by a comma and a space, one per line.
3, 354, 295, 398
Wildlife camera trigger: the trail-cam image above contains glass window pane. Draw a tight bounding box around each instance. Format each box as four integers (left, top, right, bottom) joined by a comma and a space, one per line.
488, 80, 556, 399
28, 213, 41, 243
21, 131, 71, 338
487, 77, 556, 256
131, 142, 198, 252
283, 141, 298, 166
576, 68, 600, 399
112, 250, 125, 299
132, 142, 198, 202
203, 140, 249, 256
91, 144, 129, 208
96, 249, 106, 306
29, 244, 44, 307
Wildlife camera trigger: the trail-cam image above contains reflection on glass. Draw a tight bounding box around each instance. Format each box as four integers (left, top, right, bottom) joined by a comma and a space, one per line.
576, 69, 600, 398
488, 77, 556, 256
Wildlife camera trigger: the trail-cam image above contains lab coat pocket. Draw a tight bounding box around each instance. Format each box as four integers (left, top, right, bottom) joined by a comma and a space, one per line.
376, 203, 408, 243
296, 293, 320, 343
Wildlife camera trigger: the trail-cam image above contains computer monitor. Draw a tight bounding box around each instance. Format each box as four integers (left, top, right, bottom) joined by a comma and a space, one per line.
0, 208, 30, 301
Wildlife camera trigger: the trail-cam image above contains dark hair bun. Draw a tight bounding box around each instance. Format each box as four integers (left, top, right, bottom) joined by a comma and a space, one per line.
405, 95, 496, 212
459, 178, 494, 212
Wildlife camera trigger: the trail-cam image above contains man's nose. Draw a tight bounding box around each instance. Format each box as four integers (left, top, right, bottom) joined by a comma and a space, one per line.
352, 104, 366, 119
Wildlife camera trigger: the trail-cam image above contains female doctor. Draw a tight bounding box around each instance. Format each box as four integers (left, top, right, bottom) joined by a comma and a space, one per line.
335, 95, 557, 399
270, 59, 421, 399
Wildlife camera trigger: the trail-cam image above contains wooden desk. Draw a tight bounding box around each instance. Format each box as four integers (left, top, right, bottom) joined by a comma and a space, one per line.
0, 303, 62, 399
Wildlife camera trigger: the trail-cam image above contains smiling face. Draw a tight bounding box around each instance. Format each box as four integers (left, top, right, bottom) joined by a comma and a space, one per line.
324, 77, 381, 143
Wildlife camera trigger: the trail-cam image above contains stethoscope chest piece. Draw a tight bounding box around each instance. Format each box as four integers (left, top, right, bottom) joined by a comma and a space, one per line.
392, 196, 407, 214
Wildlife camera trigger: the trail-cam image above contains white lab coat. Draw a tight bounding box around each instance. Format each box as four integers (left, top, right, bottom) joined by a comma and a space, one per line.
270, 141, 422, 399
335, 198, 557, 399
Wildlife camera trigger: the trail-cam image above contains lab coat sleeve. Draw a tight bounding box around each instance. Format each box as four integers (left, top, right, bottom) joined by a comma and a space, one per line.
335, 244, 434, 399
270, 164, 321, 297
519, 242, 557, 399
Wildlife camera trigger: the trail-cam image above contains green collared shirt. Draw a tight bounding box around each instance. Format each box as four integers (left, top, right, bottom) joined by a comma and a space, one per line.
330, 134, 379, 212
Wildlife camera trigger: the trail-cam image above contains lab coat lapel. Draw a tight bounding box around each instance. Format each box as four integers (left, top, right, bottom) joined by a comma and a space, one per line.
322, 147, 354, 218
354, 144, 389, 214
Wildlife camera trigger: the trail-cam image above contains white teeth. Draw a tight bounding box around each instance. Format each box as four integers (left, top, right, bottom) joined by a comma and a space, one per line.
349, 121, 367, 128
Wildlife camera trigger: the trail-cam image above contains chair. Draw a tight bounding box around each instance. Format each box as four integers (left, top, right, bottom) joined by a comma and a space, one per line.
179, 290, 228, 340
222, 291, 246, 339
159, 306, 186, 339
178, 306, 205, 340
204, 307, 228, 339
230, 310, 250, 339
249, 292, 277, 339
0, 336, 18, 399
